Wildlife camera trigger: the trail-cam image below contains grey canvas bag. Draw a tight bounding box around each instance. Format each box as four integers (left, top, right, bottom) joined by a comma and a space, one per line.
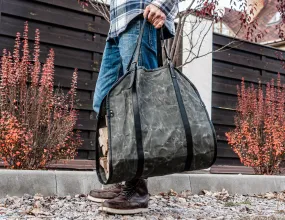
96, 18, 217, 184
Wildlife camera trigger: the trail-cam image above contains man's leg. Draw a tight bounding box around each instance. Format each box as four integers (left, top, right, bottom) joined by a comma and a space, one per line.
92, 39, 123, 113
118, 17, 158, 71
88, 39, 124, 203
100, 17, 158, 214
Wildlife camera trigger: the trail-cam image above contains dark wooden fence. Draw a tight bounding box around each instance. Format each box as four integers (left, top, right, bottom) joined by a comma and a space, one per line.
212, 33, 285, 167
0, 0, 109, 163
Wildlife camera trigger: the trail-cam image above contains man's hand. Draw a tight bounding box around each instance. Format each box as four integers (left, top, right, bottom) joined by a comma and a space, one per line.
143, 4, 166, 29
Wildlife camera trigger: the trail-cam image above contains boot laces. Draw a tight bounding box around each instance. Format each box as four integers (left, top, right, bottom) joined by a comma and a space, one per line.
104, 183, 122, 190
120, 180, 140, 199
113, 183, 122, 189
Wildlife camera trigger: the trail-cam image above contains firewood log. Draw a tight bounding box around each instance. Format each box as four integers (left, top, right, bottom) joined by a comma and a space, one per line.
99, 122, 109, 178
99, 156, 109, 179
99, 157, 108, 171
102, 144, 108, 156
99, 127, 109, 156
99, 127, 108, 139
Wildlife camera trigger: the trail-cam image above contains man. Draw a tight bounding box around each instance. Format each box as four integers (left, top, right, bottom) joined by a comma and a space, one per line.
88, 0, 178, 215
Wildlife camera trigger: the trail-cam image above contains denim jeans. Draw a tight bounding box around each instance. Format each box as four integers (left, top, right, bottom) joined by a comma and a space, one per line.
93, 17, 158, 113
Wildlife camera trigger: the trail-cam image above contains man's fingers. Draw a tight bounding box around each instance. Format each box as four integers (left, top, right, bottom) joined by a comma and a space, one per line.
148, 10, 156, 22
144, 4, 166, 28
153, 18, 161, 27
143, 6, 150, 18
155, 20, 164, 29
160, 13, 166, 21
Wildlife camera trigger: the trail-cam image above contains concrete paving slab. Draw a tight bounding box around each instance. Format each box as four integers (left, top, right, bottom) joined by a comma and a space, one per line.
0, 170, 56, 198
189, 174, 285, 195
55, 171, 101, 196
148, 174, 191, 195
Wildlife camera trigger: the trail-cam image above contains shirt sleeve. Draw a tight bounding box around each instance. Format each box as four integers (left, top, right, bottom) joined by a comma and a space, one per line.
150, 0, 179, 19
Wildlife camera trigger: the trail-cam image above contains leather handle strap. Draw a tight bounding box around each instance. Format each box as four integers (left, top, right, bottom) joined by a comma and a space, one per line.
157, 29, 163, 67
126, 17, 171, 71
131, 67, 145, 180
126, 18, 148, 71
168, 63, 193, 171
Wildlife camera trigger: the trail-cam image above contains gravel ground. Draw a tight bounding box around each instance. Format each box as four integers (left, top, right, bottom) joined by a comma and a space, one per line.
0, 189, 285, 220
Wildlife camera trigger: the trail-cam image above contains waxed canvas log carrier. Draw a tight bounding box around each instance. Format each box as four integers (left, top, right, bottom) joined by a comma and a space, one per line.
96, 18, 217, 184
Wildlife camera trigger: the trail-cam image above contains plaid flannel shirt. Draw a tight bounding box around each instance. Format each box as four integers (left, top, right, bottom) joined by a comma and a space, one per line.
108, 0, 179, 39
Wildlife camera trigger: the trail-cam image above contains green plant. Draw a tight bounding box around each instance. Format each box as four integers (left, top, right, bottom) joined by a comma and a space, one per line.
224, 201, 237, 207
224, 200, 251, 207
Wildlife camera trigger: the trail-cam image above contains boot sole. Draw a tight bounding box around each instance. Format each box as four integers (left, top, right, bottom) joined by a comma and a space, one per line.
99, 206, 148, 214
87, 195, 106, 203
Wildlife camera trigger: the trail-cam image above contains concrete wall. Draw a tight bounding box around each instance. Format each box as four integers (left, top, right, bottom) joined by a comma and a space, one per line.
182, 14, 213, 118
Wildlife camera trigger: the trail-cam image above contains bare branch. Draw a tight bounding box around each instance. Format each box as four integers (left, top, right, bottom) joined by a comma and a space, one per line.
88, 0, 110, 22
180, 39, 245, 68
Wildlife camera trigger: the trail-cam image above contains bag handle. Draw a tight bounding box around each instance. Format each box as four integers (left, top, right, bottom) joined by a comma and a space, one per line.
126, 17, 171, 71
157, 29, 163, 67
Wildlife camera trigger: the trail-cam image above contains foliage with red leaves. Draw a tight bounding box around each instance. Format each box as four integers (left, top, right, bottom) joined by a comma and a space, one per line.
0, 22, 83, 169
226, 76, 285, 175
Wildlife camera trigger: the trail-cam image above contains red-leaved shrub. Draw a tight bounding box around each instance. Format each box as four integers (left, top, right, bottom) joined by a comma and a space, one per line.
0, 22, 82, 169
226, 76, 285, 175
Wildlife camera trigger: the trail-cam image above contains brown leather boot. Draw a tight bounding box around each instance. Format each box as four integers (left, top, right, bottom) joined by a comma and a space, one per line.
99, 179, 149, 214
87, 183, 123, 203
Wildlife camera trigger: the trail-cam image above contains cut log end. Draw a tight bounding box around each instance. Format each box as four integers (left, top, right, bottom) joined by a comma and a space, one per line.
99, 127, 109, 156
99, 125, 109, 179
99, 156, 109, 178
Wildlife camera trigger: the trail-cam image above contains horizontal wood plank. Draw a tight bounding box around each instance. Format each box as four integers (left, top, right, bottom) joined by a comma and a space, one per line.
54, 75, 96, 91
214, 33, 285, 59
216, 141, 238, 158
213, 157, 242, 166
75, 119, 96, 131
34, 0, 107, 17
210, 165, 254, 174
214, 51, 285, 74
214, 123, 235, 141
212, 92, 237, 112
213, 62, 261, 83
76, 99, 93, 111
80, 139, 95, 151
0, 39, 100, 72
0, 19, 105, 53
2, 0, 109, 35
0, 159, 95, 170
